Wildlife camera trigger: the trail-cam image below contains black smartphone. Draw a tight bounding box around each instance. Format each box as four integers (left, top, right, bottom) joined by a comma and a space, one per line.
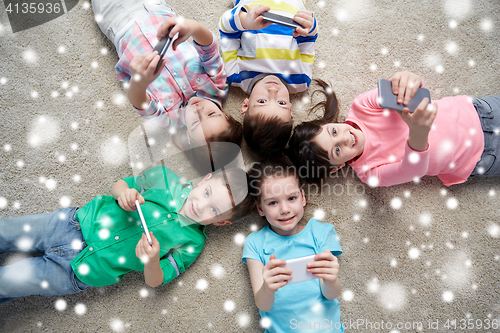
153, 26, 173, 73
377, 79, 431, 113
261, 11, 302, 29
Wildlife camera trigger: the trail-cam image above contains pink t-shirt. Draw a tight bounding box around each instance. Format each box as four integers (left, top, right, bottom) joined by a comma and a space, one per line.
347, 88, 484, 187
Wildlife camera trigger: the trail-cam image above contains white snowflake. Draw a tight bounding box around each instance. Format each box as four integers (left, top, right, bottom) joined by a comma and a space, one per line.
480, 18, 494, 32
390, 197, 402, 210
378, 283, 407, 310
0, 197, 7, 209
211, 264, 225, 278
110, 319, 124, 332
442, 291, 454, 302
55, 299, 67, 311
196, 279, 208, 291
74, 303, 87, 315
237, 313, 250, 327
139, 288, 149, 298
234, 233, 245, 245
342, 290, 354, 301
488, 224, 500, 238
224, 300, 235, 312
446, 198, 459, 210
408, 247, 420, 259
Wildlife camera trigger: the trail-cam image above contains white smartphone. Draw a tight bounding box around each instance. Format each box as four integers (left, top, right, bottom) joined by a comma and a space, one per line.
261, 11, 302, 29
283, 254, 318, 284
135, 200, 153, 246
377, 78, 431, 113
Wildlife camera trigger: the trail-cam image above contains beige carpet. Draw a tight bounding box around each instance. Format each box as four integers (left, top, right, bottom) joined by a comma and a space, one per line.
1, 0, 499, 331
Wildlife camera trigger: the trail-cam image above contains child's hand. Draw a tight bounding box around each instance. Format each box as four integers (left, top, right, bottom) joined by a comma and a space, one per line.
307, 250, 339, 284
400, 99, 438, 151
262, 254, 292, 292
130, 52, 167, 89
157, 18, 212, 50
293, 10, 314, 37
239, 5, 272, 30
391, 71, 423, 106
117, 188, 145, 211
135, 232, 160, 263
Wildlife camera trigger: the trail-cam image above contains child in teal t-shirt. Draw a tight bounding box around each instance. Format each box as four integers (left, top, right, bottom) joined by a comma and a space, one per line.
0, 166, 254, 304
244, 158, 343, 332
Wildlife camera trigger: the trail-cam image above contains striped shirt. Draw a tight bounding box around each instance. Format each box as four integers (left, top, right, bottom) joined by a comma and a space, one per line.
219, 0, 318, 93
116, 11, 228, 127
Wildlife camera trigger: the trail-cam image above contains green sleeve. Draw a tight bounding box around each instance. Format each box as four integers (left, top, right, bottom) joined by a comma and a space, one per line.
160, 230, 206, 285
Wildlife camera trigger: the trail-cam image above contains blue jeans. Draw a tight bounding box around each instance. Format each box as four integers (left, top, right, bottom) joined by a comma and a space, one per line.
470, 96, 500, 177
0, 207, 91, 304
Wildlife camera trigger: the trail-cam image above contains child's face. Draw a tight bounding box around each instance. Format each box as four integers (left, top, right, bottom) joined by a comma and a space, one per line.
179, 174, 233, 225
257, 175, 306, 236
314, 123, 365, 171
185, 97, 229, 146
241, 75, 292, 122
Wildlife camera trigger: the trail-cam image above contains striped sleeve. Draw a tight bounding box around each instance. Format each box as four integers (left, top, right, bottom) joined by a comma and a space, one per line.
219, 5, 246, 34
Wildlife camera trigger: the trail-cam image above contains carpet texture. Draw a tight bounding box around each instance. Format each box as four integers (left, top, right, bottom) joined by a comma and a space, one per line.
0, 0, 499, 332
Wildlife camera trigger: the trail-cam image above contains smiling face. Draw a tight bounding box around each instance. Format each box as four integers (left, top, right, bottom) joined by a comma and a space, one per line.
241, 75, 292, 122
178, 173, 234, 225
257, 175, 306, 236
313, 123, 365, 171
184, 97, 230, 146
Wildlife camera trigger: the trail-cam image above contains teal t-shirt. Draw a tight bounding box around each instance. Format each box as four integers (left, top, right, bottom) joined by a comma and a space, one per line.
242, 218, 343, 333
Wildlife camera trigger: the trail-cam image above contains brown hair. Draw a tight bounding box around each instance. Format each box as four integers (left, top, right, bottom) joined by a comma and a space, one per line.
285, 79, 341, 182
173, 114, 243, 175
211, 167, 255, 221
243, 114, 293, 158
247, 156, 302, 204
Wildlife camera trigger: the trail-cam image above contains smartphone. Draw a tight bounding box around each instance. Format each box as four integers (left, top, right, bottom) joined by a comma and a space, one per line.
377, 78, 431, 113
153, 26, 173, 73
135, 200, 153, 246
261, 11, 303, 29
283, 254, 318, 284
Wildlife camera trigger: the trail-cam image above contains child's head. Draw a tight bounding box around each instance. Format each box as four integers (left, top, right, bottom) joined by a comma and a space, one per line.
248, 157, 306, 235
183, 96, 243, 148
286, 80, 363, 181
241, 75, 293, 157
179, 167, 255, 225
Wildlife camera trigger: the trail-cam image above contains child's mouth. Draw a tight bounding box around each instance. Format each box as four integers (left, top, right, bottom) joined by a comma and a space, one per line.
277, 216, 295, 223
190, 202, 199, 218
350, 131, 357, 147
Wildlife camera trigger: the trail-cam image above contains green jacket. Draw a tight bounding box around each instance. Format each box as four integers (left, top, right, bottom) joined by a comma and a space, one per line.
71, 166, 206, 287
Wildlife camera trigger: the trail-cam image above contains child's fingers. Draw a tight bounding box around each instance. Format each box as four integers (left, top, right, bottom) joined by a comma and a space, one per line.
253, 5, 271, 16
396, 76, 409, 105
157, 18, 176, 39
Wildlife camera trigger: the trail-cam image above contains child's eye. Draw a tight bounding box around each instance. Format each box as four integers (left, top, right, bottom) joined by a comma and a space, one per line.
211, 207, 218, 216
278, 101, 286, 105
208, 112, 215, 116
257, 99, 267, 103
335, 146, 340, 155
332, 128, 337, 136
204, 188, 209, 196
288, 196, 296, 201
268, 201, 277, 206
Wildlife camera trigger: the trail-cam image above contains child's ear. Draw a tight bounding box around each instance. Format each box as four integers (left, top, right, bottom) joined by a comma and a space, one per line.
256, 202, 265, 216
300, 189, 306, 207
213, 220, 232, 226
241, 98, 249, 115
197, 173, 213, 186
329, 163, 346, 174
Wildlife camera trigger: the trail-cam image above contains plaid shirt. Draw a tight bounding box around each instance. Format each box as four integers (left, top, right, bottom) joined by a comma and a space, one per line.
115, 11, 228, 127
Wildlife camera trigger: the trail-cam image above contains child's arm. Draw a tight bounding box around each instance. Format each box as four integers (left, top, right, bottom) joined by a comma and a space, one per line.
247, 255, 292, 312
136, 232, 164, 287
391, 71, 438, 152
307, 250, 341, 300
112, 179, 145, 211
156, 17, 213, 50
127, 18, 213, 111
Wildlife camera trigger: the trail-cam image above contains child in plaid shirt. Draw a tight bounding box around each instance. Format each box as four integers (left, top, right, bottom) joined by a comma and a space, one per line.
92, 0, 242, 148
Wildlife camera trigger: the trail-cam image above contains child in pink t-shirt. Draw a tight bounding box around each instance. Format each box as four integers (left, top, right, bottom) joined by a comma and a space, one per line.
286, 71, 500, 187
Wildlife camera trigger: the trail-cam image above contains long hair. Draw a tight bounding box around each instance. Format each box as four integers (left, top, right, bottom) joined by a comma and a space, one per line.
243, 113, 293, 158
285, 79, 341, 182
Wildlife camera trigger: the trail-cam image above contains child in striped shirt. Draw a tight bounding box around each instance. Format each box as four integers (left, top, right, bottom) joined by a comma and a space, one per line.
219, 0, 318, 157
